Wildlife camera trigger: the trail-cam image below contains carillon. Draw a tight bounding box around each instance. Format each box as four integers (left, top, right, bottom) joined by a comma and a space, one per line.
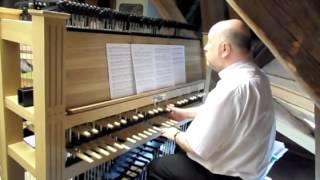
0, 0, 317, 179
0, 3, 206, 180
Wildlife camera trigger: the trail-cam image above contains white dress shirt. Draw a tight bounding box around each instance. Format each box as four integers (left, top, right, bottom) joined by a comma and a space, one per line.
185, 61, 276, 180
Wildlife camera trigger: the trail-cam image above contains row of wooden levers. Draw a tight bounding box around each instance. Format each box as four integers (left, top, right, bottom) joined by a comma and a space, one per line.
54, 0, 197, 37
18, 0, 197, 39
66, 92, 203, 179
20, 0, 196, 37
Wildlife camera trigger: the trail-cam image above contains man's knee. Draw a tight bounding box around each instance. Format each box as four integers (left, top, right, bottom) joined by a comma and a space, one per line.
147, 158, 163, 180
147, 158, 157, 174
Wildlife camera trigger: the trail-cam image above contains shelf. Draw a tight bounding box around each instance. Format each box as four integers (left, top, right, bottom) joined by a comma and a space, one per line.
1, 19, 32, 45
276, 119, 314, 154
5, 95, 34, 123
65, 81, 205, 129
274, 101, 315, 154
8, 141, 36, 176
67, 80, 205, 115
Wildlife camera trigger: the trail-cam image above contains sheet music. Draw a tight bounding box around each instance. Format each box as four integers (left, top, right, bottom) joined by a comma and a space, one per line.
153, 45, 174, 89
171, 45, 186, 84
106, 44, 135, 98
107, 44, 186, 97
131, 44, 155, 93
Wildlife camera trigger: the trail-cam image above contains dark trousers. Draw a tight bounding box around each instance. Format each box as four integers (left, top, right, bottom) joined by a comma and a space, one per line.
147, 152, 242, 180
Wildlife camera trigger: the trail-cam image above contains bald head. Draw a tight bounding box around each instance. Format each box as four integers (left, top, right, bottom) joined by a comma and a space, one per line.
209, 19, 251, 51
204, 19, 252, 71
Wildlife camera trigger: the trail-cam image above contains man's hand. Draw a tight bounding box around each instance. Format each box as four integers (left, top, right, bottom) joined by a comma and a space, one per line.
160, 127, 195, 154
160, 127, 180, 141
167, 104, 188, 121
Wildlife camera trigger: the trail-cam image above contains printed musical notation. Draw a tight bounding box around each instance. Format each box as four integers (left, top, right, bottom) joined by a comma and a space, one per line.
107, 44, 186, 98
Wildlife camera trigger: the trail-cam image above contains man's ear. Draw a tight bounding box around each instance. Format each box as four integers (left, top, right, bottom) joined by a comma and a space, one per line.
222, 43, 231, 58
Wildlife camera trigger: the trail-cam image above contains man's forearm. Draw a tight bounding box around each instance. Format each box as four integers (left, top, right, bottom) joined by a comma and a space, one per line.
182, 106, 202, 119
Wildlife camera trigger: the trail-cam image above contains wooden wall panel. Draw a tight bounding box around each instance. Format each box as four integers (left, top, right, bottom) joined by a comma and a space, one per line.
227, 0, 320, 107
200, 0, 227, 32
65, 32, 203, 108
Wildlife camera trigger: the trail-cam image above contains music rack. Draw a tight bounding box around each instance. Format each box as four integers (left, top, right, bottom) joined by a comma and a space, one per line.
0, 7, 207, 180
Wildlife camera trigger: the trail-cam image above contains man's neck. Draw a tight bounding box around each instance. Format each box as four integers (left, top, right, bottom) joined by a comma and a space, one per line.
224, 53, 251, 68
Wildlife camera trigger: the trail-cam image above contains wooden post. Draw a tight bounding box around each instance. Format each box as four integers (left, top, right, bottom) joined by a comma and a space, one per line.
29, 10, 69, 180
316, 105, 320, 180
0, 40, 24, 180
0, 8, 24, 180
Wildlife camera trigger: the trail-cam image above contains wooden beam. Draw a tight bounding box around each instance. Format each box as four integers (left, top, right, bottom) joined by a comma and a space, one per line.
0, 8, 21, 20
226, 0, 320, 108
200, 0, 227, 32
0, 35, 24, 180
1, 19, 32, 45
316, 106, 320, 180
151, 0, 196, 38
5, 95, 34, 123
151, 0, 186, 23
8, 142, 36, 176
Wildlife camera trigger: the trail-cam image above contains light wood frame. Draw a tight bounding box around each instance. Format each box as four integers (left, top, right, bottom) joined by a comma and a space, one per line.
0, 8, 205, 180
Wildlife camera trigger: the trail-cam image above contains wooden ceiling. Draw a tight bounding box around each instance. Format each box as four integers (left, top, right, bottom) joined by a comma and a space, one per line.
226, 0, 320, 108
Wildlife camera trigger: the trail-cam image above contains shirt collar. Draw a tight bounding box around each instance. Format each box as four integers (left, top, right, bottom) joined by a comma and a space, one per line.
218, 61, 251, 79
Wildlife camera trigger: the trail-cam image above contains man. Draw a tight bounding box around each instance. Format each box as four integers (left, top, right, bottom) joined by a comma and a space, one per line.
147, 19, 276, 180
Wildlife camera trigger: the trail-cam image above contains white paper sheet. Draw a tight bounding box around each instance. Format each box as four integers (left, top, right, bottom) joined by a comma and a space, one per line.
106, 44, 136, 98
153, 45, 174, 89
131, 44, 156, 93
107, 44, 186, 97
171, 45, 186, 84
